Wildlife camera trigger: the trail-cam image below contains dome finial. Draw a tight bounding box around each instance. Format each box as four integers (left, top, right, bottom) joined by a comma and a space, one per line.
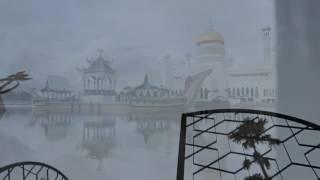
144, 74, 149, 84
209, 17, 216, 31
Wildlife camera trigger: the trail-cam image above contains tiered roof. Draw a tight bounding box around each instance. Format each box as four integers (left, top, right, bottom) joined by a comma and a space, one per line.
83, 54, 115, 74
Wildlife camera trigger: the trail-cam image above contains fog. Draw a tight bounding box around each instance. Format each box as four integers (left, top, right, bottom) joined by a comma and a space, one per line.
276, 1, 320, 179
2, 0, 320, 180
0, 0, 274, 89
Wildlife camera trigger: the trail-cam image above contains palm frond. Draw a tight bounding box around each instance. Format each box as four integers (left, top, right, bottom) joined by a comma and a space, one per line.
244, 173, 264, 180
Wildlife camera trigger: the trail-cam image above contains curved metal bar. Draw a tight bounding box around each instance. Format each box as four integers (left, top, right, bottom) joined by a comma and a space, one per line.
177, 108, 320, 180
183, 108, 320, 130
0, 161, 69, 180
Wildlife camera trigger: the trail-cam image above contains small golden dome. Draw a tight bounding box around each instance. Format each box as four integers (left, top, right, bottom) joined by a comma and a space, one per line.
196, 31, 225, 45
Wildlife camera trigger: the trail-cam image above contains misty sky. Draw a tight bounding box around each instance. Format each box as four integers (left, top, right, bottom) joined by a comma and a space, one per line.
0, 0, 274, 90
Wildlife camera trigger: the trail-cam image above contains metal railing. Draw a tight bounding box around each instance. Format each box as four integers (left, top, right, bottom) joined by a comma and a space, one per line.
0, 162, 68, 180
177, 109, 320, 180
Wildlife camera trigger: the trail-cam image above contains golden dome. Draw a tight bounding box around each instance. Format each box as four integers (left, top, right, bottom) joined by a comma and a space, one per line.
196, 31, 225, 45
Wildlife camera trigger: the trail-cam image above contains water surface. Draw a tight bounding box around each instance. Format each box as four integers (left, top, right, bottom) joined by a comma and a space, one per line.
0, 108, 181, 180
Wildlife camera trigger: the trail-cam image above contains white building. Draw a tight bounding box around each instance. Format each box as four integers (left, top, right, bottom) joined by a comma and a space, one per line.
39, 75, 74, 101
79, 51, 117, 103
193, 29, 229, 101
162, 26, 277, 105
226, 26, 276, 105
227, 63, 276, 104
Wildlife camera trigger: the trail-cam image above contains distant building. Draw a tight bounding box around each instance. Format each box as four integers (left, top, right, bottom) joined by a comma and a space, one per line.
79, 51, 117, 103
162, 28, 229, 102
38, 75, 74, 101
162, 26, 276, 105
194, 29, 229, 101
120, 75, 185, 105
226, 26, 276, 104
227, 63, 276, 104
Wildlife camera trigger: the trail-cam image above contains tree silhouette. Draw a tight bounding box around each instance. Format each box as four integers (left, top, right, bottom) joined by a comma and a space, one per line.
229, 117, 281, 180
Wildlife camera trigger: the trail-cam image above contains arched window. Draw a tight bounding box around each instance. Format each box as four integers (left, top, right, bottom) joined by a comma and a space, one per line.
97, 79, 100, 89
139, 91, 144, 97
255, 87, 259, 97
268, 89, 271, 97
272, 89, 275, 96
226, 88, 230, 97
200, 88, 203, 99
237, 88, 240, 96
146, 91, 151, 97
204, 88, 209, 99
246, 88, 249, 96
232, 88, 236, 97
241, 87, 244, 96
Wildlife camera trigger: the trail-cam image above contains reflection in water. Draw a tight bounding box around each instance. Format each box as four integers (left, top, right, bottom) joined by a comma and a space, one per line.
81, 118, 116, 166
136, 118, 170, 144
0, 108, 33, 166
0, 110, 181, 180
0, 131, 32, 165
1, 108, 278, 180
33, 111, 72, 141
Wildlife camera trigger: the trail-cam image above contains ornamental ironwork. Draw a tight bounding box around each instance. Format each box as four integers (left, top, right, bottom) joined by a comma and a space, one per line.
0, 162, 68, 180
176, 109, 320, 180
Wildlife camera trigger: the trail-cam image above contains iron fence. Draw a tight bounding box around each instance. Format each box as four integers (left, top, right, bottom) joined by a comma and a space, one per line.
0, 162, 68, 180
177, 109, 320, 180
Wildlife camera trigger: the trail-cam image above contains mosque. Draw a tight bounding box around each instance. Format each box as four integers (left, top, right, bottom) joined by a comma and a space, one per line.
33, 26, 276, 110
162, 26, 277, 106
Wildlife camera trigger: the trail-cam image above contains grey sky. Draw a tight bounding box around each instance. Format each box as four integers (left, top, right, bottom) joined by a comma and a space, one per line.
0, 0, 274, 90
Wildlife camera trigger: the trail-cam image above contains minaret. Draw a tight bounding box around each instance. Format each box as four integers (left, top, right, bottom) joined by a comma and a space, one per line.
262, 26, 272, 64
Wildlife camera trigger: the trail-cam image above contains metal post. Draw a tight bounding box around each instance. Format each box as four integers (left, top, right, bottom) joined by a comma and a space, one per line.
177, 113, 187, 180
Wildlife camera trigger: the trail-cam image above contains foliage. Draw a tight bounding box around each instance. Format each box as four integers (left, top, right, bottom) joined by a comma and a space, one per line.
229, 117, 280, 180
244, 173, 264, 180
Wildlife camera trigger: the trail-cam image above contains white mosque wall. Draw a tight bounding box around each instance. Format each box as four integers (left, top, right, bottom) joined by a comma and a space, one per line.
227, 63, 277, 104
